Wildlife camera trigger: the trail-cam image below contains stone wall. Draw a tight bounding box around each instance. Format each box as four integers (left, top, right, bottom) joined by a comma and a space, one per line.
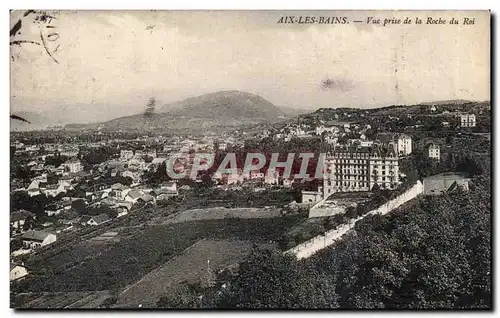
287, 180, 424, 260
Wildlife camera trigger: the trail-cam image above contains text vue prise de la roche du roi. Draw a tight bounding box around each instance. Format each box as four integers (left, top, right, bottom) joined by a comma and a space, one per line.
277, 16, 476, 26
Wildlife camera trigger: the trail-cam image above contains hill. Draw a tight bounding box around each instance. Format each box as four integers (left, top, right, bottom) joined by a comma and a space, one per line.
159, 90, 286, 120
95, 91, 288, 130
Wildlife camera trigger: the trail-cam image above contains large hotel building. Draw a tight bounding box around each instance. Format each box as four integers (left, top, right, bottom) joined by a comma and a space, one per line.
319, 142, 400, 197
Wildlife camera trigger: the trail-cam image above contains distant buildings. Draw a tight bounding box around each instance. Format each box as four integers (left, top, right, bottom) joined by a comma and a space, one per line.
315, 126, 337, 136
460, 114, 476, 127
424, 143, 441, 160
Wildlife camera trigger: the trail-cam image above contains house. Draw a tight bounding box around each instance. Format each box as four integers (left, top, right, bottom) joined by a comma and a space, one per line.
79, 214, 112, 226
448, 179, 470, 193
112, 201, 133, 217
315, 126, 337, 136
154, 187, 179, 201
151, 157, 167, 166
27, 179, 41, 191
396, 134, 412, 156
109, 183, 130, 200
22, 230, 57, 249
11, 210, 36, 230
430, 105, 437, 112
124, 189, 144, 203
282, 179, 294, 188
376, 133, 412, 156
111, 167, 126, 177
27, 160, 38, 168
162, 181, 177, 193
127, 158, 146, 170
61, 159, 83, 173
122, 170, 142, 182
217, 142, 228, 151
45, 206, 65, 216
264, 171, 279, 185
460, 114, 476, 127
423, 173, 470, 195
138, 194, 155, 205
10, 263, 29, 281
248, 171, 265, 180
43, 184, 67, 197
120, 150, 134, 161
301, 190, 323, 203
424, 143, 441, 160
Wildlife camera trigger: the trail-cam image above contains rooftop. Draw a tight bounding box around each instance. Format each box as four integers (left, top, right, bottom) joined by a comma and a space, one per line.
22, 230, 53, 242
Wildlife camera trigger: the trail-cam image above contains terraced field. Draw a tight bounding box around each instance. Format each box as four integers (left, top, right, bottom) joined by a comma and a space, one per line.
114, 239, 276, 308
12, 215, 304, 297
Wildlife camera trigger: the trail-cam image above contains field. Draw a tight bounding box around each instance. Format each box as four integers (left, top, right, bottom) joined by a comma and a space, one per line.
159, 207, 282, 225
12, 215, 304, 296
13, 291, 115, 309
114, 239, 275, 308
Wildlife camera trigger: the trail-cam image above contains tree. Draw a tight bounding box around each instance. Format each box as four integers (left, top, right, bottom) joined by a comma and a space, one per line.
10, 237, 22, 252
71, 199, 87, 215
330, 174, 491, 309
345, 206, 357, 219
10, 10, 61, 64
45, 154, 69, 168
144, 97, 156, 117
23, 215, 36, 231
156, 283, 203, 308
216, 248, 338, 309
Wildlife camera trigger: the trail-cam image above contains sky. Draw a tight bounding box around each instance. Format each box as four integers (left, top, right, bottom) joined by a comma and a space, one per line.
10, 10, 490, 123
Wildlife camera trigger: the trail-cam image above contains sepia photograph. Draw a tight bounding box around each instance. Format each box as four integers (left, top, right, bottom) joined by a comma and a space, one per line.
9, 9, 491, 309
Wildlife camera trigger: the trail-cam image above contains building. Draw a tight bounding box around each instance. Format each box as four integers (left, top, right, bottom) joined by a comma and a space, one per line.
109, 183, 130, 200
424, 143, 441, 160
10, 263, 29, 281
460, 114, 476, 127
423, 173, 470, 195
320, 143, 400, 197
79, 214, 112, 226
61, 159, 83, 173
396, 134, 412, 156
154, 188, 179, 201
22, 230, 57, 249
162, 181, 177, 193
120, 150, 134, 161
301, 190, 323, 203
315, 126, 337, 136
124, 189, 145, 203
11, 210, 36, 231
376, 133, 412, 156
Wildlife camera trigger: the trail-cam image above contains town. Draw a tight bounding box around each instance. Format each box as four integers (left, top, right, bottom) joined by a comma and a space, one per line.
10, 99, 491, 308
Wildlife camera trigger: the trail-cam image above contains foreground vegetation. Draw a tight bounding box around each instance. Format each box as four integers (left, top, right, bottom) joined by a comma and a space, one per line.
159, 173, 491, 309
